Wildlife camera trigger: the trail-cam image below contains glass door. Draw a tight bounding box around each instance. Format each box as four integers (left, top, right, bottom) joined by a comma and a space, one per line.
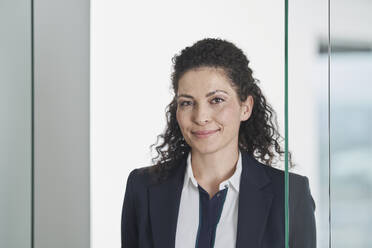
330, 0, 372, 247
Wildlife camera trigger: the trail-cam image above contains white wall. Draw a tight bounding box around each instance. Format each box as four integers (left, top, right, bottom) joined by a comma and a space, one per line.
91, 0, 326, 247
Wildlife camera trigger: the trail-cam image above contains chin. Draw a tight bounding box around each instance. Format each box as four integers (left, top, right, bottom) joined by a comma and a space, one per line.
191, 144, 221, 155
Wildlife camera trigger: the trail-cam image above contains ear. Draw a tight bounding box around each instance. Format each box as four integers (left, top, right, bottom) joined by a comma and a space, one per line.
240, 95, 254, 121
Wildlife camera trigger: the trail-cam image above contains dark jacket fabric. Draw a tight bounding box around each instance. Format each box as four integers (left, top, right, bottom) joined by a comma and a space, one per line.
121, 150, 316, 248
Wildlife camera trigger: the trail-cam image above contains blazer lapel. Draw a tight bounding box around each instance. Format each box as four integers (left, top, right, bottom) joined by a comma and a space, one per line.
148, 157, 187, 248
236, 151, 274, 248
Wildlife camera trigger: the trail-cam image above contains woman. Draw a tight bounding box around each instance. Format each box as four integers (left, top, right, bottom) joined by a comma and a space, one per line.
121, 38, 316, 248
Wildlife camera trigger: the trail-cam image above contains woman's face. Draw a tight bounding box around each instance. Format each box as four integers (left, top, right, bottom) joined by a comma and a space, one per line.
176, 66, 253, 155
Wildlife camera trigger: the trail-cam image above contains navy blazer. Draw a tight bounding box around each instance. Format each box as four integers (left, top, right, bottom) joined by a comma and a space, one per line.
121, 150, 316, 248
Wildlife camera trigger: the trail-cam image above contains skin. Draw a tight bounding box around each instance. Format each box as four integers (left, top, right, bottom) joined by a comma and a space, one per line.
176, 66, 254, 198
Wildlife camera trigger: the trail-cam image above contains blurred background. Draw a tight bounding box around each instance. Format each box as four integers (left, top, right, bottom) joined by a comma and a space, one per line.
1, 0, 371, 247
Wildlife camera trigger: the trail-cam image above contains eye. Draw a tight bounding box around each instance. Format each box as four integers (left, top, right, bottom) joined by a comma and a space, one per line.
211, 97, 225, 104
179, 101, 192, 107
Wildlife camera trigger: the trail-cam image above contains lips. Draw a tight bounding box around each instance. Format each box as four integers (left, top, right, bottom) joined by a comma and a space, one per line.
191, 129, 220, 139
192, 129, 220, 135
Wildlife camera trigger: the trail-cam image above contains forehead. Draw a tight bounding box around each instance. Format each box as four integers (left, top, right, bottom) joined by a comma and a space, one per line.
177, 67, 234, 95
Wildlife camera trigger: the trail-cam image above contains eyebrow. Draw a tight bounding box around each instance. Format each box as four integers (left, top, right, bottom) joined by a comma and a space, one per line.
176, 89, 229, 100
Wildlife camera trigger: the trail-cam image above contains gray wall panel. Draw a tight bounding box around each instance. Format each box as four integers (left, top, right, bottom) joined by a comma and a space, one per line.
34, 0, 90, 247
0, 0, 32, 247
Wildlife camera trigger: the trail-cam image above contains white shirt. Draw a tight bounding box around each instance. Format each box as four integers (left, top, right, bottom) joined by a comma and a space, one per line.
175, 150, 242, 248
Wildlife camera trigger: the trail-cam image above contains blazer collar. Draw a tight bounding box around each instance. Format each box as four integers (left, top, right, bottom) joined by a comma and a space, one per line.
148, 150, 273, 248
183, 149, 243, 192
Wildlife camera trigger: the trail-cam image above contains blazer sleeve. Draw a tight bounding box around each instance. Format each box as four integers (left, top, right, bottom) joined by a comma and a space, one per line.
121, 169, 139, 248
289, 176, 317, 248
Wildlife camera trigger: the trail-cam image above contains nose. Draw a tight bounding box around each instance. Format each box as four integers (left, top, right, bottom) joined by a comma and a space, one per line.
193, 103, 210, 125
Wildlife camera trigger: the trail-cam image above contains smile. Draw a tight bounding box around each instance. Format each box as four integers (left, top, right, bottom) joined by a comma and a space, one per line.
192, 129, 220, 138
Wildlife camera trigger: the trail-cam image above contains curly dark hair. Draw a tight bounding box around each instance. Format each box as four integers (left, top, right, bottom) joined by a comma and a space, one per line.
149, 38, 293, 182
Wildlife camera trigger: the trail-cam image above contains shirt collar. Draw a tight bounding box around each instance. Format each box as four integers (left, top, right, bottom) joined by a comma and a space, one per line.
183, 149, 242, 192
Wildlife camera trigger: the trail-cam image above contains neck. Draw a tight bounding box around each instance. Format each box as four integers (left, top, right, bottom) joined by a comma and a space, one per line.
190, 143, 240, 185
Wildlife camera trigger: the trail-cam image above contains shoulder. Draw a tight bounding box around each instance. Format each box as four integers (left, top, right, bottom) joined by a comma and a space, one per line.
253, 160, 313, 204
258, 161, 315, 210
254, 161, 316, 221
257, 161, 309, 187
126, 165, 156, 189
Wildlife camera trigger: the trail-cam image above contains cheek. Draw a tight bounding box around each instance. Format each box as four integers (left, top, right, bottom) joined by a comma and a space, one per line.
176, 110, 181, 126
176, 110, 188, 129
216, 105, 241, 125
